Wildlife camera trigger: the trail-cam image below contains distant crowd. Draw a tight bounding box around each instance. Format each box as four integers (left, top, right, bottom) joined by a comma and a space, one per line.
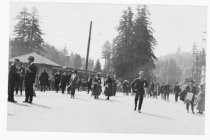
8, 56, 205, 115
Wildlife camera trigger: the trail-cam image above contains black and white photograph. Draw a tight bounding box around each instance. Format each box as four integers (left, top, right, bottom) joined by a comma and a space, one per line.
2, 0, 209, 137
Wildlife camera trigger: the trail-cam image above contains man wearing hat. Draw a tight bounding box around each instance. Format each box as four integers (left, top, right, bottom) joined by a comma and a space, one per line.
8, 58, 20, 103
23, 56, 37, 103
131, 71, 148, 113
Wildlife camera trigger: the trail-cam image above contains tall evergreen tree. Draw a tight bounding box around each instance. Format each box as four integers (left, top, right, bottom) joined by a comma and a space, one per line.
132, 5, 157, 80
10, 7, 44, 57
13, 7, 31, 42
102, 41, 112, 73
27, 7, 44, 52
73, 54, 82, 69
112, 7, 134, 76
94, 59, 102, 72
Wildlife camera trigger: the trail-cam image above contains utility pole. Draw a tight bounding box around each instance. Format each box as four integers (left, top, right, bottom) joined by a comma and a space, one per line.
85, 21, 92, 80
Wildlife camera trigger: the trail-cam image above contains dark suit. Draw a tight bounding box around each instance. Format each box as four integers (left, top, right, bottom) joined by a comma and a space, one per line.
8, 63, 19, 102
174, 85, 181, 102
54, 72, 61, 93
24, 63, 37, 103
131, 78, 148, 111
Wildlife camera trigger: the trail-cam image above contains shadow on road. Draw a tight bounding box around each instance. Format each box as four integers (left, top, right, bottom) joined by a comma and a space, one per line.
7, 113, 14, 116
141, 112, 173, 120
31, 103, 51, 109
95, 98, 123, 103
16, 103, 32, 107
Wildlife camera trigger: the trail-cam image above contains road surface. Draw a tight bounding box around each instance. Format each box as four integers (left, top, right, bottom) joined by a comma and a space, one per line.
7, 90, 204, 134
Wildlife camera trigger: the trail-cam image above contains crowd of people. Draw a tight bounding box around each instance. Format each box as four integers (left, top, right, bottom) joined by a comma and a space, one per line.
121, 72, 205, 115
8, 56, 205, 115
8, 56, 37, 103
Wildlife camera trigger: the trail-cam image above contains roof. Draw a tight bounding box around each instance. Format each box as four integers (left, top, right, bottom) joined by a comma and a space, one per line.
9, 52, 61, 67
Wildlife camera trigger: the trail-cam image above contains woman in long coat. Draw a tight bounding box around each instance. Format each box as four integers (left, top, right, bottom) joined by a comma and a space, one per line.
197, 84, 205, 114
104, 75, 113, 100
92, 73, 101, 99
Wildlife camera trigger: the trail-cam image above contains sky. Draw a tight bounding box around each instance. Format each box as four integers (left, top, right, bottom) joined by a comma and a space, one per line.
9, 2, 207, 63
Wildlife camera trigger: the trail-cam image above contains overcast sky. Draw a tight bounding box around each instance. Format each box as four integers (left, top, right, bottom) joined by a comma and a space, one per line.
9, 2, 207, 63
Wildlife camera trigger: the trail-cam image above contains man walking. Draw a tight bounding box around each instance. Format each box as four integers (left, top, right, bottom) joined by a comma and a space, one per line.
23, 56, 37, 103
174, 82, 181, 102
131, 71, 148, 113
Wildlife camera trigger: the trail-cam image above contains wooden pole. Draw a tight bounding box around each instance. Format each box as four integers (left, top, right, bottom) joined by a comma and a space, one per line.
85, 21, 92, 80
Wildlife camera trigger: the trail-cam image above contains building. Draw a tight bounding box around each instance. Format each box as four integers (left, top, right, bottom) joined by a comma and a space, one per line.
9, 52, 62, 86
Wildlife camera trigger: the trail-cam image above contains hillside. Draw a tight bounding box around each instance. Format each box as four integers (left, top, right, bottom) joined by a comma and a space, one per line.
154, 52, 195, 83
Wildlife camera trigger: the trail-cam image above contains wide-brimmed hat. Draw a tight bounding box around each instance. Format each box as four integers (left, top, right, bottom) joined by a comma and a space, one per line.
28, 56, 34, 61
14, 58, 20, 62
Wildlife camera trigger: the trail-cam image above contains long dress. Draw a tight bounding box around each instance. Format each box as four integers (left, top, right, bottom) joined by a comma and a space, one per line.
104, 78, 113, 97
92, 77, 101, 97
196, 90, 205, 112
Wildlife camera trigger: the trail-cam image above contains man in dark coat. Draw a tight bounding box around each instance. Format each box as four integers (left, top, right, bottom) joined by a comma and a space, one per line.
8, 59, 20, 103
131, 71, 148, 113
60, 71, 68, 94
54, 70, 61, 93
174, 82, 181, 102
23, 56, 37, 103
39, 69, 49, 92
15, 62, 25, 95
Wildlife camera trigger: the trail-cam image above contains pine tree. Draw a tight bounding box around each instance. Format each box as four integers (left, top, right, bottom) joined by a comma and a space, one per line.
14, 7, 31, 42
73, 54, 82, 69
11, 7, 44, 56
94, 59, 102, 72
112, 7, 134, 76
132, 5, 157, 80
27, 7, 44, 52
102, 41, 112, 73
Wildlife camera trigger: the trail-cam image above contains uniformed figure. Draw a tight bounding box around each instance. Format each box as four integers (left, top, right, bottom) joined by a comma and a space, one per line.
8, 59, 20, 103
183, 80, 197, 114
54, 70, 61, 93
131, 71, 148, 113
104, 75, 113, 100
174, 82, 181, 102
15, 62, 25, 95
69, 69, 78, 98
39, 69, 49, 92
23, 56, 37, 103
92, 73, 102, 99
87, 76, 93, 94
60, 71, 68, 94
